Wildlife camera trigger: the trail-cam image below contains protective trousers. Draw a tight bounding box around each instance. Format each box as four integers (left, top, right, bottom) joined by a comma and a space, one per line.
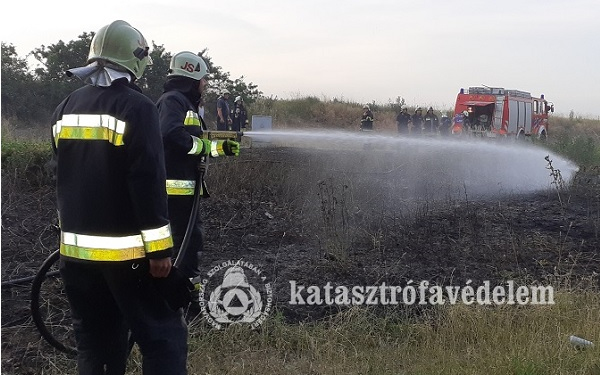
168, 195, 205, 280
60, 259, 188, 375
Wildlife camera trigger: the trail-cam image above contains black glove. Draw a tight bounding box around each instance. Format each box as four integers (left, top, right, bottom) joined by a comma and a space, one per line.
154, 266, 194, 311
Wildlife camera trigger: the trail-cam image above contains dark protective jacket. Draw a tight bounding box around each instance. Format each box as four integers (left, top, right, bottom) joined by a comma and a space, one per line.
51, 79, 173, 262
157, 80, 205, 197
231, 103, 248, 132
411, 113, 424, 129
361, 110, 374, 130
423, 111, 439, 132
396, 111, 411, 126
156, 77, 208, 279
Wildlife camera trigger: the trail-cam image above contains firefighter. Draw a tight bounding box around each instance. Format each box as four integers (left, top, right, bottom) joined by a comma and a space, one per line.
439, 114, 452, 136
396, 106, 411, 134
216, 89, 232, 130
360, 105, 374, 131
462, 110, 472, 132
411, 107, 424, 134
52, 20, 188, 374
231, 95, 249, 131
157, 51, 240, 308
423, 107, 439, 134
477, 114, 491, 130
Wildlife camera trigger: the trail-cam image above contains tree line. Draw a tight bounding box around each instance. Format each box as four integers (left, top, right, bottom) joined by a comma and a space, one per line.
1, 32, 262, 128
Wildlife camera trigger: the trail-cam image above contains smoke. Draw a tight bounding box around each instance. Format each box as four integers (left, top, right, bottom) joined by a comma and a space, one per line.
245, 129, 579, 201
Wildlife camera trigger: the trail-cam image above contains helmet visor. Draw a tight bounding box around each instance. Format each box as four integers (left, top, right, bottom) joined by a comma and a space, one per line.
133, 46, 152, 66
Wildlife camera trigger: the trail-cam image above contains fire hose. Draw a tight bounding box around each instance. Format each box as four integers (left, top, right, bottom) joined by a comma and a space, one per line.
174, 130, 243, 273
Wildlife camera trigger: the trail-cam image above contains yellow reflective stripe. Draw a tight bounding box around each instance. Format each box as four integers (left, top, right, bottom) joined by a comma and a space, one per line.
60, 243, 146, 261
52, 114, 127, 146
166, 186, 196, 195
166, 179, 195, 195
183, 111, 201, 126
210, 140, 224, 157
60, 228, 173, 261
55, 127, 124, 145
141, 224, 173, 253
145, 236, 174, 253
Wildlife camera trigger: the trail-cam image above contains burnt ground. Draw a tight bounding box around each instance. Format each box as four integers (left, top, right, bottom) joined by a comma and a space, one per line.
2, 145, 600, 374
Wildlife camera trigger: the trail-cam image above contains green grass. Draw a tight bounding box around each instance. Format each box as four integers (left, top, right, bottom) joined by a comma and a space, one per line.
1, 138, 54, 189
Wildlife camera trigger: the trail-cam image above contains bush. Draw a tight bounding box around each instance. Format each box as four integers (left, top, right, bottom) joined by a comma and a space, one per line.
548, 136, 600, 167
1, 139, 54, 189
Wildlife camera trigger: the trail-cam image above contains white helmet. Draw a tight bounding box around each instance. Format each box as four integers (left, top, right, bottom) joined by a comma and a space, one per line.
234, 96, 242, 103
168, 51, 208, 80
363, 105, 370, 110
221, 89, 230, 95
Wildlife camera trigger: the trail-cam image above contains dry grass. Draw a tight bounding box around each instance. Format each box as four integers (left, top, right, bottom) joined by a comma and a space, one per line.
98, 292, 600, 375
11, 290, 600, 374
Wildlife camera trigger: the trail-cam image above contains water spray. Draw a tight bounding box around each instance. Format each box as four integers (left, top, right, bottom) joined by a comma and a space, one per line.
240, 128, 579, 200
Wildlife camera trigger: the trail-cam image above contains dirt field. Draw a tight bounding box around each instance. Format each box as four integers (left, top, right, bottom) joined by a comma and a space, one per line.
2, 142, 599, 374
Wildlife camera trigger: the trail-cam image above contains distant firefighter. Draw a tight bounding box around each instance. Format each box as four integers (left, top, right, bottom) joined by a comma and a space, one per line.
360, 105, 374, 131
439, 114, 452, 136
411, 107, 424, 134
396, 107, 411, 134
230, 96, 249, 132
423, 107, 439, 134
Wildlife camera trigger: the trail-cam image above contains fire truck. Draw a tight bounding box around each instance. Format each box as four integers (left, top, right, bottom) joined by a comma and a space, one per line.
451, 86, 554, 139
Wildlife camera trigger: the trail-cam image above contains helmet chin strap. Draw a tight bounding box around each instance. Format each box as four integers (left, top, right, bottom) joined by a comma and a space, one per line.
66, 61, 132, 87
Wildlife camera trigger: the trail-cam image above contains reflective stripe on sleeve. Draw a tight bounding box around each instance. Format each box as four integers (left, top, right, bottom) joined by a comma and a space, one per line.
183, 111, 201, 126
166, 179, 196, 195
141, 224, 174, 253
52, 114, 127, 146
210, 140, 223, 157
188, 135, 204, 155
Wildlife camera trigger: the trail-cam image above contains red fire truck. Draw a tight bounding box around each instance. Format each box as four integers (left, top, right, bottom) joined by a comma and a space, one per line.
451, 86, 554, 139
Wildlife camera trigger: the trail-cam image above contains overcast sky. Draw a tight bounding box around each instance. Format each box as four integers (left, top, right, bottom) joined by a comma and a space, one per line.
2, 0, 599, 118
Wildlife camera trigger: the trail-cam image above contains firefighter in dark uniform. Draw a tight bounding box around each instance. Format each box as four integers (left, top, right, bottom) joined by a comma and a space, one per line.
216, 89, 232, 130
360, 105, 374, 131
157, 51, 240, 302
231, 96, 249, 132
411, 107, 424, 134
52, 20, 188, 374
396, 107, 411, 134
423, 107, 439, 134
439, 114, 452, 136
